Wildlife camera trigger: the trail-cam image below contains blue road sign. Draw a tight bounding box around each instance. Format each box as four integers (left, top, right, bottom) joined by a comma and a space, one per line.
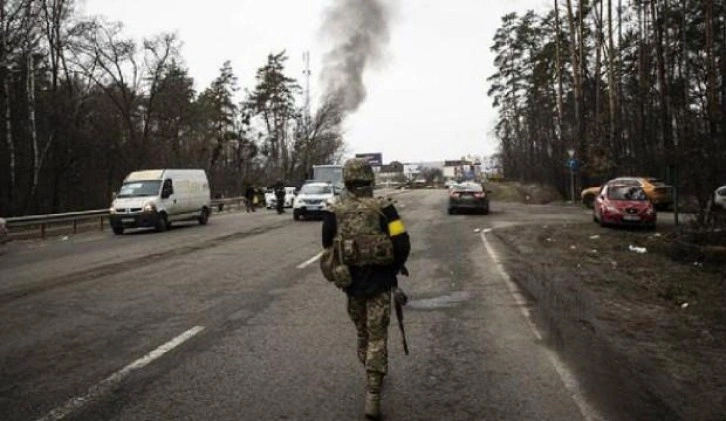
567, 158, 579, 172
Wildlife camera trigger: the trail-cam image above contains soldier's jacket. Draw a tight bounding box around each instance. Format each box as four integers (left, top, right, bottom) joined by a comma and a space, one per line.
322, 196, 411, 298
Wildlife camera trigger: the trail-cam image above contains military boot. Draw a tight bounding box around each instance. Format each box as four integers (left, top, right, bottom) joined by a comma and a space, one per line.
365, 372, 383, 420
365, 392, 381, 420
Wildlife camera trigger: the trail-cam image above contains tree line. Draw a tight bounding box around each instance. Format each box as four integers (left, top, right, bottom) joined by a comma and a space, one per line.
488, 0, 725, 211
0, 0, 345, 216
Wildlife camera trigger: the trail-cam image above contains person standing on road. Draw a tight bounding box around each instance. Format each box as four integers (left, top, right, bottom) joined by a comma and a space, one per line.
245, 184, 256, 213
274, 180, 286, 214
321, 158, 411, 420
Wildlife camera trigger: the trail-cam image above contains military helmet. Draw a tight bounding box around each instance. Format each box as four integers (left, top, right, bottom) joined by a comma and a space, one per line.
343, 158, 375, 184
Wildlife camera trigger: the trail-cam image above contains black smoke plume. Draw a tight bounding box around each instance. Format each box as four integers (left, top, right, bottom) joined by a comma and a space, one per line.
320, 0, 395, 114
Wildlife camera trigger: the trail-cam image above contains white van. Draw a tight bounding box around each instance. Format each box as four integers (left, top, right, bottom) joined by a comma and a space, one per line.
109, 169, 211, 235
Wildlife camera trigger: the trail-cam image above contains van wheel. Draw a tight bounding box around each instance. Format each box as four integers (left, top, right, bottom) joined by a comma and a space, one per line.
155, 213, 168, 232
112, 226, 124, 235
198, 208, 210, 225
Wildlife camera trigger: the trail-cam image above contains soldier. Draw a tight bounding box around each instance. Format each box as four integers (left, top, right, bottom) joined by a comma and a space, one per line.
273, 180, 286, 214
321, 158, 411, 419
244, 184, 256, 213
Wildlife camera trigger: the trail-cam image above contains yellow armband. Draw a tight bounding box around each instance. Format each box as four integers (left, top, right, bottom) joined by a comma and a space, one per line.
388, 219, 406, 236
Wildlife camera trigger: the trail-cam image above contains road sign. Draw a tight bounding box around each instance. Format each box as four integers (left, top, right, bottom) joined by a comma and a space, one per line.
567, 158, 579, 172
355, 153, 383, 166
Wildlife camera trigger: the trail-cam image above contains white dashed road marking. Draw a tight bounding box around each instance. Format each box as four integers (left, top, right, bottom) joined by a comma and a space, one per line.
297, 251, 323, 269
37, 326, 205, 421
480, 231, 605, 421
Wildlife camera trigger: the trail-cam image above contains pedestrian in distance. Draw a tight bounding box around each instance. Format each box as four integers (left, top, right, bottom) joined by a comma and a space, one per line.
244, 184, 256, 213
274, 180, 286, 214
319, 158, 411, 420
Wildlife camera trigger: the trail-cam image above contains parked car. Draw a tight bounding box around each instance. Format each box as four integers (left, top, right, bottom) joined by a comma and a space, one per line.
0, 217, 8, 246
712, 185, 726, 211
582, 177, 674, 210
109, 169, 211, 235
593, 184, 656, 229
293, 182, 337, 220
581, 186, 602, 208
448, 182, 490, 215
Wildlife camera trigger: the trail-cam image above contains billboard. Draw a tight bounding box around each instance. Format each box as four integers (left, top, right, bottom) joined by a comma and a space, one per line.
355, 153, 383, 166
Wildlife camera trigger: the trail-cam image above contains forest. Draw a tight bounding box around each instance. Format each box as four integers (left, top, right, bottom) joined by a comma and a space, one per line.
488, 0, 725, 212
0, 0, 345, 216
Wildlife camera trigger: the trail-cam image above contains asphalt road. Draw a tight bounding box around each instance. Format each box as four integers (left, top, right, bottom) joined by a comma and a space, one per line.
1, 190, 608, 421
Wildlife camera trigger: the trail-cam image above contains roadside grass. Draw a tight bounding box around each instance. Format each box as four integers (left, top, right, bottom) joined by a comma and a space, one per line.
495, 221, 726, 419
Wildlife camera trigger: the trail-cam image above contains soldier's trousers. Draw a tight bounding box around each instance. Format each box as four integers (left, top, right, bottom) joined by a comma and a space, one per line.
347, 289, 391, 375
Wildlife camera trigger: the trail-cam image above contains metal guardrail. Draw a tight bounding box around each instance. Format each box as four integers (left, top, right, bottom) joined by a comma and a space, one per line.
5, 196, 250, 239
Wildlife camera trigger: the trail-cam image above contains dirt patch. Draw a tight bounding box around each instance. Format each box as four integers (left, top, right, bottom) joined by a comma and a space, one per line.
488, 181, 563, 204
493, 222, 726, 420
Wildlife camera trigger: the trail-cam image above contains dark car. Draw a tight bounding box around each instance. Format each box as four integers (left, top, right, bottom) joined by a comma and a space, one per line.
593, 184, 656, 229
448, 182, 490, 215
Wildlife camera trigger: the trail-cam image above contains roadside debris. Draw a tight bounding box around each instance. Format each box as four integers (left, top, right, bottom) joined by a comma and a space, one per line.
570, 245, 577, 250
61, 236, 69, 241
629, 245, 647, 254
589, 235, 601, 240
546, 237, 555, 242
681, 302, 690, 309
482, 228, 492, 233
474, 228, 481, 233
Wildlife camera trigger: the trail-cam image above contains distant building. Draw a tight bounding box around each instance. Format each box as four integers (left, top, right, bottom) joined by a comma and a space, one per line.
375, 161, 405, 185
380, 161, 404, 174
443, 158, 484, 181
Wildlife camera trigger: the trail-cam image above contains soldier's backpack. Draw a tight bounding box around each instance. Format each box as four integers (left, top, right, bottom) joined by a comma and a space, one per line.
320, 244, 352, 289
333, 197, 395, 267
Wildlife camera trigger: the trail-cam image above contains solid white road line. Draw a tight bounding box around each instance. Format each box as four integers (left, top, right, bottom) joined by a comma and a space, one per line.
297, 251, 323, 269
480, 231, 605, 421
37, 326, 205, 421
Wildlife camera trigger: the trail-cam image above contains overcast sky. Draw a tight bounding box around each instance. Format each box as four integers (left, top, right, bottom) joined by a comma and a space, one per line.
80, 0, 549, 164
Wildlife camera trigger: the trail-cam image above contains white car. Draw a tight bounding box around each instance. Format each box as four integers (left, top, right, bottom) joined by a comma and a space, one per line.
293, 182, 337, 220
266, 187, 296, 209
713, 185, 726, 211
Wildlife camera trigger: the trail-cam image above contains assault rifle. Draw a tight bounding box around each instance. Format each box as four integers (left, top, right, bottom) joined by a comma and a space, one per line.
394, 265, 410, 355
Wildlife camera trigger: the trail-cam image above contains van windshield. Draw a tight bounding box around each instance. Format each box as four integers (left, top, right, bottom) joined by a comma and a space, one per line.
118, 180, 161, 198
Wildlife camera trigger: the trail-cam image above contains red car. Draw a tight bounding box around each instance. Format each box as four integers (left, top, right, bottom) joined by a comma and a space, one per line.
593, 184, 656, 229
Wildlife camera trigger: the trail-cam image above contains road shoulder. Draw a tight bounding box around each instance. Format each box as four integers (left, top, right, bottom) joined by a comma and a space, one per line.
490, 222, 726, 421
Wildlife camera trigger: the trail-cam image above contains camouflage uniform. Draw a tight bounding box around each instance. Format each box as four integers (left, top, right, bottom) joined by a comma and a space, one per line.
348, 289, 392, 374
321, 158, 411, 419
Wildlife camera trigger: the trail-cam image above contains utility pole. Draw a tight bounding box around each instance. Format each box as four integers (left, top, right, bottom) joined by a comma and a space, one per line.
302, 51, 311, 127
302, 51, 312, 179
567, 148, 578, 204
